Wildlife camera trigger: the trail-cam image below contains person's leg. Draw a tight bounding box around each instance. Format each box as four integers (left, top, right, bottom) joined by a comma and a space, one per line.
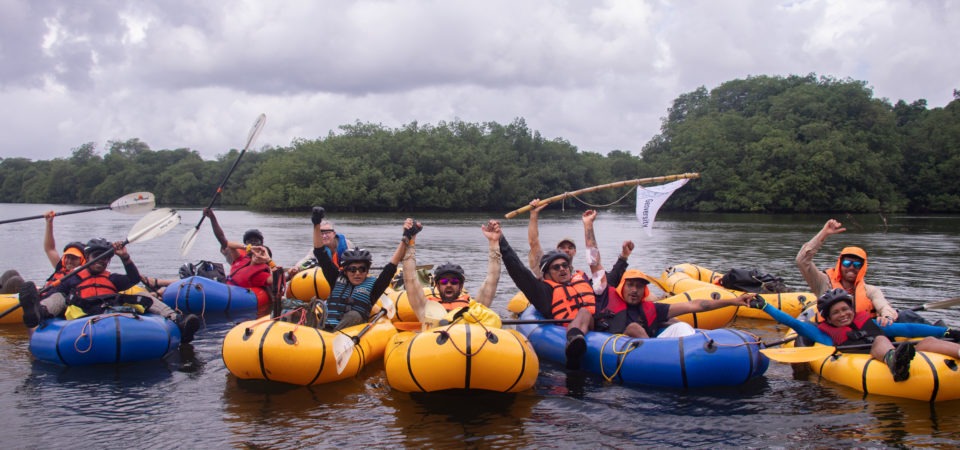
873, 336, 914, 382
656, 322, 697, 338
914, 336, 960, 358
333, 310, 365, 330
564, 309, 592, 370
895, 309, 930, 324
146, 297, 200, 344
1, 270, 24, 294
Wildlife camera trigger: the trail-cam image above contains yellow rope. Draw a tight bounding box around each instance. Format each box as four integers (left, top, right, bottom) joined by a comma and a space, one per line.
599, 334, 641, 382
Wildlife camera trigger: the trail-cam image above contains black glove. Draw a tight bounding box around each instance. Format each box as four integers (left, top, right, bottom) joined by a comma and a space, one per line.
311, 206, 325, 225
403, 222, 423, 239
748, 295, 766, 309
945, 328, 960, 342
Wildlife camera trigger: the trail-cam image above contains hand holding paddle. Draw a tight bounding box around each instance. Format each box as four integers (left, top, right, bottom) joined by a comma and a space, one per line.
0, 192, 156, 225
180, 114, 266, 257
333, 295, 397, 374
0, 208, 181, 319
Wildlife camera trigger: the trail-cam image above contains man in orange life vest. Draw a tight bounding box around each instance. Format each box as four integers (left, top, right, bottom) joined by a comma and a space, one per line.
18, 238, 200, 342
797, 219, 928, 324
400, 219, 503, 320
501, 233, 627, 370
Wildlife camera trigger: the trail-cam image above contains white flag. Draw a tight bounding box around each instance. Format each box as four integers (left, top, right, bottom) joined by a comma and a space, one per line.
635, 179, 689, 236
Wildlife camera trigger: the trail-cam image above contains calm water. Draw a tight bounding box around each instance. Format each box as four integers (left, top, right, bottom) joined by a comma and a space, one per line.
2, 203, 960, 448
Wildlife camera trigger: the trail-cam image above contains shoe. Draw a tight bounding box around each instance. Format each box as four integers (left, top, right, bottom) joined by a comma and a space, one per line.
565, 329, 586, 370
886, 344, 916, 382
177, 313, 201, 344
18, 282, 41, 328
944, 328, 960, 342
311, 206, 326, 225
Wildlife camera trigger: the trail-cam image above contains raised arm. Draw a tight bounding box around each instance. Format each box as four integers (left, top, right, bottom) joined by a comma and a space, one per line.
43, 211, 59, 268
526, 199, 547, 274
400, 219, 428, 320
796, 219, 843, 293
474, 220, 503, 307
582, 209, 606, 290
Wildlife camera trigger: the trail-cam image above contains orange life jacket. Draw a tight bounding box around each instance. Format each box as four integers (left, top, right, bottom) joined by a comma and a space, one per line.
426, 291, 472, 311
544, 277, 596, 321
74, 269, 118, 299
824, 246, 875, 316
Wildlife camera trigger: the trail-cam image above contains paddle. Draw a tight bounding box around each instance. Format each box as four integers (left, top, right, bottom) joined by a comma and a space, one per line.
910, 297, 960, 311
0, 192, 156, 225
760, 340, 920, 364
179, 113, 267, 257
333, 295, 397, 374
504, 173, 700, 219
501, 318, 573, 325
0, 208, 181, 319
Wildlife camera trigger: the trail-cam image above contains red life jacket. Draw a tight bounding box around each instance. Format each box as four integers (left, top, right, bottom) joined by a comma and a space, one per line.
426, 290, 471, 311
228, 255, 270, 289
74, 269, 118, 299
816, 311, 873, 345
544, 277, 596, 321
602, 286, 660, 335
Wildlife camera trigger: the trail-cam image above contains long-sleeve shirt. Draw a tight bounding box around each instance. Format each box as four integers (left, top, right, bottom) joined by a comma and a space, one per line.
762, 303, 947, 346
314, 246, 396, 305
795, 234, 895, 318
500, 236, 626, 318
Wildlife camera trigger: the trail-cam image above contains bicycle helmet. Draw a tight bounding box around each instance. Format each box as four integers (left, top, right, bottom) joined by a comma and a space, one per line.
340, 248, 372, 268
817, 288, 854, 318
84, 238, 113, 257
434, 263, 465, 283
242, 229, 264, 244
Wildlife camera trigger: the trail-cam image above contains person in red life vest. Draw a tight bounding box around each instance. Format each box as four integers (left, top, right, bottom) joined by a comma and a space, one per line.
501, 231, 627, 370
203, 208, 271, 264
399, 219, 503, 320
753, 288, 960, 382
224, 242, 275, 311
288, 207, 355, 277
17, 238, 200, 342
595, 269, 753, 338
797, 219, 929, 324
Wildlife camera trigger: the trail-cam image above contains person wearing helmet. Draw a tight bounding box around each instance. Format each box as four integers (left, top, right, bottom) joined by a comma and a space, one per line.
399, 219, 503, 322
797, 219, 928, 325
312, 211, 409, 331
500, 228, 629, 370
751, 288, 960, 382
202, 208, 272, 264
17, 238, 201, 343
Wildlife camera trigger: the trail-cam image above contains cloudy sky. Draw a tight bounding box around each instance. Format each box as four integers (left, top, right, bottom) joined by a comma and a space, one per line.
1, 0, 957, 161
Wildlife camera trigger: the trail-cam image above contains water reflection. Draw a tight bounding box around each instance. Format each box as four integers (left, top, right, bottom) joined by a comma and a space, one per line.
3, 204, 960, 447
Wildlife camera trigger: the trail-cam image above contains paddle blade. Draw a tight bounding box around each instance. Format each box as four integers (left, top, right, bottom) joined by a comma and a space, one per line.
422, 301, 448, 329
245, 114, 267, 151
179, 226, 200, 257
127, 208, 181, 244
379, 294, 397, 320
760, 345, 836, 363
110, 192, 156, 214
333, 333, 354, 375
913, 297, 960, 311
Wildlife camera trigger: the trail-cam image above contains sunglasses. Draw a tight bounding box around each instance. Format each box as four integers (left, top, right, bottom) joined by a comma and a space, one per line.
438, 278, 461, 286
344, 266, 368, 274
320, 229, 335, 235
550, 262, 570, 271
840, 259, 864, 269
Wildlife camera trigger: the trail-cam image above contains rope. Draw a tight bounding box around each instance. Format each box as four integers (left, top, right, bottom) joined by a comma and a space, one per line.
569, 185, 639, 209
73, 313, 137, 354
433, 311, 493, 357
599, 334, 641, 382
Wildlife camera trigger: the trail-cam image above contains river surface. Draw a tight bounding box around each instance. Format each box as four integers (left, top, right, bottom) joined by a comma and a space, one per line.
2, 203, 960, 448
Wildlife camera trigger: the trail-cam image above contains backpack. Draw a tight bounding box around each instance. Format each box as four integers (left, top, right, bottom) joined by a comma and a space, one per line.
179, 260, 227, 283
719, 268, 788, 294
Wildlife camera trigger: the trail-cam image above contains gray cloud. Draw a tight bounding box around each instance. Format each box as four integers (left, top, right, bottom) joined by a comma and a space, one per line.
0, 0, 957, 161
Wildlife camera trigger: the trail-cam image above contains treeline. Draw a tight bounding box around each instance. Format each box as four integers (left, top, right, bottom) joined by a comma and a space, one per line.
2, 74, 958, 213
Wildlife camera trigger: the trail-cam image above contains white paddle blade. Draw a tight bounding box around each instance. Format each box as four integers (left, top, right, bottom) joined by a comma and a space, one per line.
379, 294, 397, 320
244, 114, 267, 151
422, 301, 447, 329
179, 226, 200, 257
127, 208, 181, 244
110, 192, 156, 214
333, 333, 354, 375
